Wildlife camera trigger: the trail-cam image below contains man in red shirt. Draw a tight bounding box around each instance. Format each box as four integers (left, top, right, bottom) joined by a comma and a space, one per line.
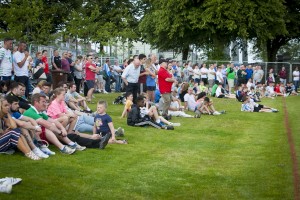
85, 55, 99, 102
41, 50, 52, 83
158, 59, 176, 118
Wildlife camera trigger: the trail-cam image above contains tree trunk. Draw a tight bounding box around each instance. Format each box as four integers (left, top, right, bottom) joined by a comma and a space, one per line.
266, 37, 289, 62
182, 46, 189, 61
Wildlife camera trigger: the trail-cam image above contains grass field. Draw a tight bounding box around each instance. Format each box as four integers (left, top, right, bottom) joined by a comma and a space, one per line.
0, 93, 299, 199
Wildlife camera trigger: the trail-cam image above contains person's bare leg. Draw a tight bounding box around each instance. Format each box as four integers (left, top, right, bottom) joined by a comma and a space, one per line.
56, 116, 69, 127
67, 116, 78, 133
45, 129, 64, 149
87, 88, 94, 101
20, 128, 36, 150
17, 135, 31, 154
68, 102, 81, 111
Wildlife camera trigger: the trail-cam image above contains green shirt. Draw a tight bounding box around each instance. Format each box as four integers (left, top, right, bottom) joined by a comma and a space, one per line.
211, 84, 218, 96
226, 68, 235, 80
23, 106, 49, 120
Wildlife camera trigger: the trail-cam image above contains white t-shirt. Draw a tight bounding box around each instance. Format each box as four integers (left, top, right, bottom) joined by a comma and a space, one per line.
208, 68, 216, 80
216, 71, 223, 83
193, 68, 201, 79
187, 66, 193, 76
293, 70, 299, 81
184, 93, 196, 111
13, 51, 29, 76
216, 87, 223, 97
266, 86, 275, 95
0, 47, 13, 76
200, 67, 208, 78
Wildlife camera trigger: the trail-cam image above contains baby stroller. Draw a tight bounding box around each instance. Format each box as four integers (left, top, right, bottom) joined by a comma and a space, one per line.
113, 93, 126, 104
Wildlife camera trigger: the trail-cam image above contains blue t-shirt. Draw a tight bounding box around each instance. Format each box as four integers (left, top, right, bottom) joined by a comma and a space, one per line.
12, 112, 22, 119
94, 113, 112, 134
245, 68, 253, 79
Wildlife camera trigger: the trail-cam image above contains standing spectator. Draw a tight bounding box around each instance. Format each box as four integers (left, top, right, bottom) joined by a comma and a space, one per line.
103, 59, 111, 93
221, 64, 228, 90
253, 65, 264, 84
85, 55, 98, 103
278, 66, 287, 85
74, 55, 83, 93
176, 61, 182, 83
226, 63, 235, 94
182, 63, 189, 82
200, 63, 208, 85
245, 65, 253, 82
237, 65, 247, 86
13, 41, 31, 97
145, 58, 157, 102
41, 50, 52, 82
187, 61, 193, 81
121, 57, 141, 103
267, 68, 276, 84
61, 52, 73, 82
112, 60, 123, 92
207, 64, 216, 92
51, 49, 61, 70
0, 38, 13, 81
193, 64, 201, 84
138, 54, 147, 94
67, 52, 75, 82
293, 67, 299, 92
216, 66, 224, 84
158, 59, 176, 119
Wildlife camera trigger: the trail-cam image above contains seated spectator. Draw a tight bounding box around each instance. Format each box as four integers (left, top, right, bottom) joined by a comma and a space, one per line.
127, 96, 174, 130
94, 100, 127, 144
0, 97, 40, 160
47, 88, 79, 134
168, 98, 193, 118
195, 93, 223, 115
121, 92, 133, 118
274, 83, 284, 96
65, 83, 91, 113
265, 82, 276, 98
32, 80, 47, 95
216, 82, 235, 98
198, 81, 208, 93
286, 82, 298, 96
0, 80, 8, 95
241, 96, 279, 113
40, 82, 52, 98
6, 82, 30, 110
184, 87, 197, 111
211, 81, 219, 97
179, 82, 189, 102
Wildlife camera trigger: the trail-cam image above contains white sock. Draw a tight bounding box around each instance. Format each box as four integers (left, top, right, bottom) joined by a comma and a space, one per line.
68, 142, 75, 146
156, 119, 161, 123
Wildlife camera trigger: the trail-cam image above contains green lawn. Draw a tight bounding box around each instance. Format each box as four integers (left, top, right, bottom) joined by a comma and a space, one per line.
0, 94, 299, 199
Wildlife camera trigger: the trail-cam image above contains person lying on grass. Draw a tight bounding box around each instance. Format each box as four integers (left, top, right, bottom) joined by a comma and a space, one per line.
127, 96, 175, 130
94, 100, 127, 144
241, 96, 279, 113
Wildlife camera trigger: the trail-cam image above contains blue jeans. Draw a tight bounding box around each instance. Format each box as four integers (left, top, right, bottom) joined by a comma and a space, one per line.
75, 115, 94, 133
223, 77, 227, 89
1, 76, 11, 81
294, 80, 299, 92
114, 75, 121, 92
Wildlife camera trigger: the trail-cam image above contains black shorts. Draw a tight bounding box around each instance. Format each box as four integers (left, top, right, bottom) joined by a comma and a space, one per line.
86, 80, 95, 90
147, 86, 156, 91
253, 104, 264, 112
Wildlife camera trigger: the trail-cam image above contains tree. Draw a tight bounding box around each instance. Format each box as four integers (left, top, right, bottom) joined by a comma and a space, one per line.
0, 0, 82, 44
139, 0, 300, 62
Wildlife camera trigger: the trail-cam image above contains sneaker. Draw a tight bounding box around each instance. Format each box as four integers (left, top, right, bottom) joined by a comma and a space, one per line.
163, 115, 172, 120
33, 148, 49, 159
0, 177, 22, 186
69, 143, 86, 151
60, 146, 76, 155
0, 149, 15, 155
169, 122, 181, 127
194, 110, 201, 118
220, 110, 226, 114
164, 125, 174, 130
213, 111, 221, 115
0, 184, 12, 194
99, 133, 112, 149
25, 151, 41, 160
40, 146, 56, 155
103, 90, 108, 94
115, 127, 125, 137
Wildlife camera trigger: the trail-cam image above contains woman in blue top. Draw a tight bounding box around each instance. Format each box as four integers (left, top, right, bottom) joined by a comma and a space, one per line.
145, 58, 157, 102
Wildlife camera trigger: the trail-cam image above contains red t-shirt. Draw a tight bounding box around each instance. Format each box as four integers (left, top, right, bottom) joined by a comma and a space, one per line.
274, 86, 281, 93
41, 56, 49, 74
85, 61, 96, 80
158, 66, 172, 94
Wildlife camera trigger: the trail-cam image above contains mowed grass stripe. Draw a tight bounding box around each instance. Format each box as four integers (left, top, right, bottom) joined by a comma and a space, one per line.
0, 94, 297, 199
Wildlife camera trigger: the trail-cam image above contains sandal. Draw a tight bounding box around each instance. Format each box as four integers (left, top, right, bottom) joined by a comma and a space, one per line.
25, 151, 41, 160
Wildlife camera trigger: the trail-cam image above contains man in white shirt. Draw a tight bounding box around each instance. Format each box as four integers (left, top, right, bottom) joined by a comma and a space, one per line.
0, 38, 13, 81
13, 41, 31, 97
207, 64, 216, 91
122, 57, 141, 103
216, 66, 224, 84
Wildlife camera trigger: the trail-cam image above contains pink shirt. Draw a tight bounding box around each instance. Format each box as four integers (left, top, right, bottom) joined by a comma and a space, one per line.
47, 99, 68, 119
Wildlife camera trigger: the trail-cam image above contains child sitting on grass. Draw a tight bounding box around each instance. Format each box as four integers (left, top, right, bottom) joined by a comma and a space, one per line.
121, 92, 133, 118
94, 100, 127, 144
